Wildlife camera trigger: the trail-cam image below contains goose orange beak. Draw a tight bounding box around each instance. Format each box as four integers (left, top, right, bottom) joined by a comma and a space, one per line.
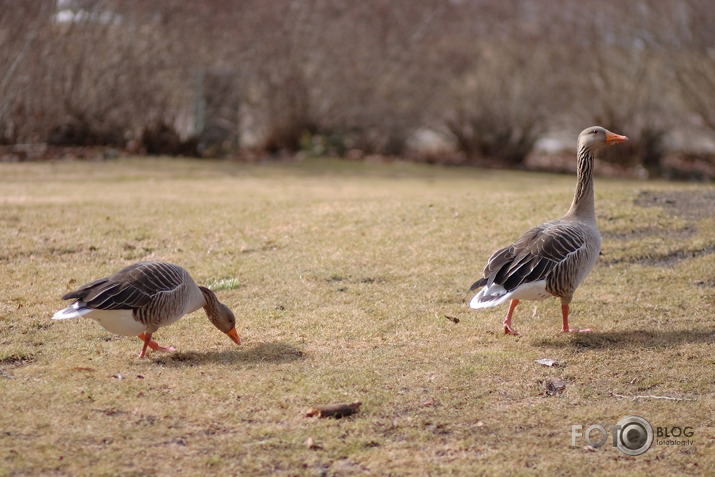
605, 131, 628, 145
226, 327, 241, 345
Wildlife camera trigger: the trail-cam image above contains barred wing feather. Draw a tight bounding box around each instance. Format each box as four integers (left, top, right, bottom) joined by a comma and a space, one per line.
60, 262, 186, 311
470, 221, 587, 300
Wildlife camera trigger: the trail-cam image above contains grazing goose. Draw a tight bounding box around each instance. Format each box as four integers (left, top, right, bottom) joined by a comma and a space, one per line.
52, 261, 240, 357
469, 126, 628, 335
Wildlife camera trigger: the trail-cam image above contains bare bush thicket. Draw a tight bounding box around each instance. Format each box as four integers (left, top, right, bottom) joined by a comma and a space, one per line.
0, 0, 713, 174
237, 1, 445, 155
1, 0, 202, 153
435, 1, 559, 165
556, 2, 675, 174
673, 0, 715, 135
0, 1, 54, 144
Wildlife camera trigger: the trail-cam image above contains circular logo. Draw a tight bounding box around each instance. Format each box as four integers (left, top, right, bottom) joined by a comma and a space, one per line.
616, 415, 653, 456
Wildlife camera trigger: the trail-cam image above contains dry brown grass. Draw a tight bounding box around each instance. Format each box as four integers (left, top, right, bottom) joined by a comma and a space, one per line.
0, 157, 713, 476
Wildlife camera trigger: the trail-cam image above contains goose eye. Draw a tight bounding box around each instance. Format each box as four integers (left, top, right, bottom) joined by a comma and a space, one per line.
591, 129, 598, 134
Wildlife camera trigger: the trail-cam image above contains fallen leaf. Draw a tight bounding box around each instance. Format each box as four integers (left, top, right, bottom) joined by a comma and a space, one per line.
445, 315, 460, 324
306, 402, 362, 418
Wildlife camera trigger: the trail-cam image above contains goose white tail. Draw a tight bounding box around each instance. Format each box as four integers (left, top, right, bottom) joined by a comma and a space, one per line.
52, 302, 92, 320
470, 280, 550, 309
470, 285, 511, 309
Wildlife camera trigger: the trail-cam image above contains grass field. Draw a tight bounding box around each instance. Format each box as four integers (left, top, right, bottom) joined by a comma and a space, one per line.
0, 157, 713, 476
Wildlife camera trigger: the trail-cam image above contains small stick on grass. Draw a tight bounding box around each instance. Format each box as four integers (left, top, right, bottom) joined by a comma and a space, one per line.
306, 402, 362, 418
610, 392, 695, 402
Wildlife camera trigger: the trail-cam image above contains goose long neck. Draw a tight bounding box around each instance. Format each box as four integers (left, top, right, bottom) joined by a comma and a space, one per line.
566, 144, 596, 220
198, 286, 218, 314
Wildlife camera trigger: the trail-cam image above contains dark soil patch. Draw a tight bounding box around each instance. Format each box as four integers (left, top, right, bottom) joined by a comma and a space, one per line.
534, 329, 715, 350
634, 190, 715, 221
601, 224, 698, 241
601, 243, 715, 267
0, 353, 35, 365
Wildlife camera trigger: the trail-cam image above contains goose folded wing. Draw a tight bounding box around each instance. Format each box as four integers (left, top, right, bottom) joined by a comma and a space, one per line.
120, 262, 186, 296
60, 263, 185, 311
470, 222, 586, 293
63, 280, 153, 310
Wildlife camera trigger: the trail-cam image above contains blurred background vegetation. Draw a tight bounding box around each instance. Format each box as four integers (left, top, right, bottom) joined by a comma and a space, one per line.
1, 0, 714, 179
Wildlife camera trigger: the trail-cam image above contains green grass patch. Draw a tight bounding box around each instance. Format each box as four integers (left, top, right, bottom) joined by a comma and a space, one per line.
0, 157, 713, 475
207, 278, 241, 291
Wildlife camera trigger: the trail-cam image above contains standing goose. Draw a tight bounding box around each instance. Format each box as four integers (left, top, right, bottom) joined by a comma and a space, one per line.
52, 261, 240, 357
469, 126, 628, 335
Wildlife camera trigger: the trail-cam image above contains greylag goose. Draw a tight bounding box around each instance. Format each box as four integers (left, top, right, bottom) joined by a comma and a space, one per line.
52, 261, 240, 357
469, 126, 628, 335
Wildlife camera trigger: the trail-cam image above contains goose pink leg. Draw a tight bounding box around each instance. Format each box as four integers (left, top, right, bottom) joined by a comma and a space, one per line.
560, 304, 591, 333
137, 332, 176, 358
503, 299, 520, 335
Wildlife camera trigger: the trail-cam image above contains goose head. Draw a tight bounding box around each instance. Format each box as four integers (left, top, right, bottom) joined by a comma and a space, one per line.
207, 302, 241, 345
199, 286, 241, 345
578, 126, 628, 151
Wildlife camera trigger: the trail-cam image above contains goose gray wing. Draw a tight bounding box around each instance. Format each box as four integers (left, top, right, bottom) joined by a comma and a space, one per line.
62, 262, 187, 310
470, 221, 587, 296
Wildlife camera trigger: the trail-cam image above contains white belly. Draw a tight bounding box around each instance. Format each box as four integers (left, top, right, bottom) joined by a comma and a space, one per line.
86, 309, 147, 336
508, 280, 552, 301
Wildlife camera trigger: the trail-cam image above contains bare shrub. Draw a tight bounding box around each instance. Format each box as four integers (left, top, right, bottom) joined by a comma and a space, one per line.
194, 69, 241, 156
438, 41, 552, 165
584, 51, 671, 173
258, 70, 314, 154
234, 0, 446, 156
0, 1, 54, 143
549, 0, 684, 175
1, 1, 199, 147
673, 0, 715, 138
139, 121, 198, 157
231, 2, 316, 154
